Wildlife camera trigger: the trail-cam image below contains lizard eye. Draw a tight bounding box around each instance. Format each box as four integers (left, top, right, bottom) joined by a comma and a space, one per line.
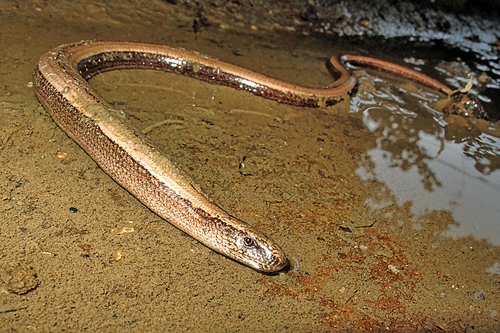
243, 237, 255, 247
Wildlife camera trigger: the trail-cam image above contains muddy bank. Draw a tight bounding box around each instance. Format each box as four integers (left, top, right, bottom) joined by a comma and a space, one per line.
1, 0, 499, 332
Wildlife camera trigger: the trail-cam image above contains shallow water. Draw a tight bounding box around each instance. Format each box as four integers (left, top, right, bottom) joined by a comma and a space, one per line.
352, 69, 500, 246
1, 1, 499, 331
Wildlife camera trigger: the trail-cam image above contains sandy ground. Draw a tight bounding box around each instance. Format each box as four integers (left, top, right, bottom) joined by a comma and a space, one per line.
1, 1, 499, 332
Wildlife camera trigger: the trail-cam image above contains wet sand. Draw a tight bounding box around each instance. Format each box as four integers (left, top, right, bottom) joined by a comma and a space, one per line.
1, 1, 499, 331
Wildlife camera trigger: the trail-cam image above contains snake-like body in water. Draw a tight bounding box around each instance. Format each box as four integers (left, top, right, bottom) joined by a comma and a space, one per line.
33, 40, 461, 272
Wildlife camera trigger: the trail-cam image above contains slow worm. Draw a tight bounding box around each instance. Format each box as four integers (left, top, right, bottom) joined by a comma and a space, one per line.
33, 40, 455, 272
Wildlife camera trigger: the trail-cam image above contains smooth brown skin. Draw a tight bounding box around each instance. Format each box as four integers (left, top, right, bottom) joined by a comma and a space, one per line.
339, 55, 453, 94
32, 40, 453, 272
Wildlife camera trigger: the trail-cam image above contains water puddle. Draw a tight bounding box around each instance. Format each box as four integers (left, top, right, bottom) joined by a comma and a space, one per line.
352, 66, 500, 245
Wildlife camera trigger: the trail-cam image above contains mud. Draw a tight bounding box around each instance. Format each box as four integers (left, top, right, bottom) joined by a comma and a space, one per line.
1, 1, 499, 332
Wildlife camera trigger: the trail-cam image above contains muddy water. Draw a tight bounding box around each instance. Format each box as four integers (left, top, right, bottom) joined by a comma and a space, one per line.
351, 68, 500, 246
1, 1, 499, 332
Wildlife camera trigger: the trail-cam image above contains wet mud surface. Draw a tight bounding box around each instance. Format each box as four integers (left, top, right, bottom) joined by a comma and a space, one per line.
1, 0, 500, 331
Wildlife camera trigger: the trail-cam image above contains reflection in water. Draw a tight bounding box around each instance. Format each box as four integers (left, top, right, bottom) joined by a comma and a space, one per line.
353, 72, 500, 245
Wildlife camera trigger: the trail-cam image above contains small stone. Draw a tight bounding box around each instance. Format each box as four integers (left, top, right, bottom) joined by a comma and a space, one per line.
6, 262, 38, 294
